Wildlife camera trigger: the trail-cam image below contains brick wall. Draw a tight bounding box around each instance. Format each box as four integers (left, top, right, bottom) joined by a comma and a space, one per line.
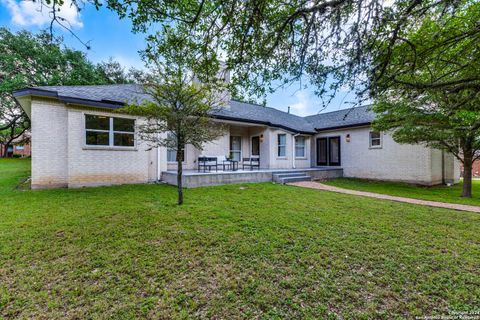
315, 127, 460, 185
461, 160, 480, 177
30, 98, 165, 189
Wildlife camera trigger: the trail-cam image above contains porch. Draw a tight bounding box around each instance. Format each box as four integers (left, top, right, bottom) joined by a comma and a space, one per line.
161, 167, 343, 188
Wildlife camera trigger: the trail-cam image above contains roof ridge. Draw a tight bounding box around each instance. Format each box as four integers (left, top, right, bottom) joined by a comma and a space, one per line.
304, 105, 370, 118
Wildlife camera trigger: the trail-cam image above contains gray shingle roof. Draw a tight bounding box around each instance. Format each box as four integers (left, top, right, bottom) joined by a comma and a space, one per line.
15, 84, 374, 133
304, 105, 375, 130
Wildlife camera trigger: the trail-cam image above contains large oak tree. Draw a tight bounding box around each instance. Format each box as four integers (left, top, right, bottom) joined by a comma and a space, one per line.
372, 2, 480, 197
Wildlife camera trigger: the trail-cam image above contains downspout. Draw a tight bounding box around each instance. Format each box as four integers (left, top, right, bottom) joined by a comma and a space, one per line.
441, 150, 445, 185
157, 132, 162, 182
292, 133, 300, 169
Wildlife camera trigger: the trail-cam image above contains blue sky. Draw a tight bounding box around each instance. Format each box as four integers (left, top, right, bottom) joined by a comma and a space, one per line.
0, 0, 357, 116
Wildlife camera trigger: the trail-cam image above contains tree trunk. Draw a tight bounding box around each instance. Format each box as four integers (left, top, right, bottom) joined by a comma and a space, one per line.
1, 143, 10, 158
176, 146, 184, 205
462, 156, 473, 198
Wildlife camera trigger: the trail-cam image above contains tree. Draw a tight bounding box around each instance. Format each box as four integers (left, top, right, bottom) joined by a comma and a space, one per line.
39, 0, 472, 104
122, 61, 226, 205
371, 2, 480, 198
0, 28, 134, 157
97, 58, 147, 84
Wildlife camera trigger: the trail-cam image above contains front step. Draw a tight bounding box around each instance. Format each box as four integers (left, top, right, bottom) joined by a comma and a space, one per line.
273, 172, 312, 184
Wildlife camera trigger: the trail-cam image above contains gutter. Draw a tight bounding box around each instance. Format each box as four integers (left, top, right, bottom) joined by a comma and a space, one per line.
211, 115, 316, 135
13, 88, 126, 110
314, 122, 372, 132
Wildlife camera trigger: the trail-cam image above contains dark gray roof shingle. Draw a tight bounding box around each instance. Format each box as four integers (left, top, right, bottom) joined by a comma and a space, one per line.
304, 105, 375, 130
17, 84, 374, 133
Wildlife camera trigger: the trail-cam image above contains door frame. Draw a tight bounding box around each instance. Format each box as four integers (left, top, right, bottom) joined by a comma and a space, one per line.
316, 136, 341, 166
316, 137, 328, 166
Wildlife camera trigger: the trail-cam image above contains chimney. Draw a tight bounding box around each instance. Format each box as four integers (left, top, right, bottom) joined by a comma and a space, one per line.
287, 106, 290, 114
192, 61, 231, 109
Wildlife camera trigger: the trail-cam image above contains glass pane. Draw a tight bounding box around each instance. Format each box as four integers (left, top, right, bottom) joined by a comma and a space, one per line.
114, 117, 135, 132
370, 132, 380, 139
329, 137, 340, 164
295, 146, 305, 157
86, 115, 109, 130
230, 136, 241, 151
371, 139, 381, 146
251, 137, 260, 156
86, 131, 109, 145
317, 139, 327, 164
230, 151, 241, 161
114, 133, 135, 147
278, 146, 286, 157
295, 136, 305, 147
167, 149, 177, 162
278, 134, 286, 145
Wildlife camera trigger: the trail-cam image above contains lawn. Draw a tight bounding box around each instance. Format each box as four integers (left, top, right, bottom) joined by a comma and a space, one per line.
323, 178, 480, 207
1, 159, 479, 319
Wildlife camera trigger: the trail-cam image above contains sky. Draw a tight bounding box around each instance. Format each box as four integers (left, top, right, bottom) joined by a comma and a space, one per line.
0, 0, 358, 116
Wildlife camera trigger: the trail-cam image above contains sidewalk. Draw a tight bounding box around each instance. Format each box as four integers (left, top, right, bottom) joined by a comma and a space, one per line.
288, 181, 480, 213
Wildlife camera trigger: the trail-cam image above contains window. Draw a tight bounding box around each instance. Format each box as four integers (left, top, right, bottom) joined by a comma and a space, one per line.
295, 136, 306, 158
369, 131, 382, 148
230, 136, 241, 161
15, 146, 24, 150
85, 115, 135, 147
277, 134, 286, 157
167, 132, 185, 162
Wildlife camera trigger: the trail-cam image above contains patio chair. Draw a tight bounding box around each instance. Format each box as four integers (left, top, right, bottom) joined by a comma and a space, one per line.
242, 156, 260, 170
198, 156, 218, 172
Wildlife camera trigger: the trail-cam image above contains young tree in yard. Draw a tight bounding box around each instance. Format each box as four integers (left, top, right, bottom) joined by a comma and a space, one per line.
371, 2, 480, 198
122, 62, 226, 205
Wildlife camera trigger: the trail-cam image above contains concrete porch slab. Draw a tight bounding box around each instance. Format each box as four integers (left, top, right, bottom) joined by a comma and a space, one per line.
161, 167, 343, 188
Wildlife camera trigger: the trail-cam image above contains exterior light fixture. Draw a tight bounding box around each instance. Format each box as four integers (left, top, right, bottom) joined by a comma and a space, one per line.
346, 134, 351, 142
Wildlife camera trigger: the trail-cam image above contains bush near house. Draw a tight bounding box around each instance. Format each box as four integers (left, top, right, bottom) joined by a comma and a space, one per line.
1, 159, 479, 319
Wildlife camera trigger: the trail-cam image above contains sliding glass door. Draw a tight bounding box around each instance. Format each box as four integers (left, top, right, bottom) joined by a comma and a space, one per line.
316, 136, 341, 166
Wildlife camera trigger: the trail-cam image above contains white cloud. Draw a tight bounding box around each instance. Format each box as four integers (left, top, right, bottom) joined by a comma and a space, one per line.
289, 90, 313, 117
2, 0, 83, 28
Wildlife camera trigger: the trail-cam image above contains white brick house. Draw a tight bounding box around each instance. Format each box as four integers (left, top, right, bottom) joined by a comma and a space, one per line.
14, 84, 460, 189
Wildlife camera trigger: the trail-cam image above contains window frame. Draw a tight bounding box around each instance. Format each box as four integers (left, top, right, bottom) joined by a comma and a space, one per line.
277, 133, 287, 158
369, 131, 382, 149
229, 136, 242, 161
84, 114, 136, 149
295, 136, 306, 158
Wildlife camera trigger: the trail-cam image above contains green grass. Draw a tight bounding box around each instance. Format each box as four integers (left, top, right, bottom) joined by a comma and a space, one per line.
1, 159, 479, 319
323, 178, 480, 207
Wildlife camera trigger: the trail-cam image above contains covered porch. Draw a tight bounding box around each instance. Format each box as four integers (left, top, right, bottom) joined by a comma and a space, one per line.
161, 167, 343, 188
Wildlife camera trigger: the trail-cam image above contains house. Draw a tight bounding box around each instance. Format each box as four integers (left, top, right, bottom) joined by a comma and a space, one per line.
461, 161, 480, 178
13, 81, 460, 189
0, 133, 31, 158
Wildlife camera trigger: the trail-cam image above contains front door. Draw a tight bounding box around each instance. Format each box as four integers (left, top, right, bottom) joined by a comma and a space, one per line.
316, 137, 341, 166
251, 136, 260, 157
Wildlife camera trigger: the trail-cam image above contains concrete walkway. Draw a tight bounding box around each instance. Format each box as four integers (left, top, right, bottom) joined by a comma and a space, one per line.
288, 181, 480, 213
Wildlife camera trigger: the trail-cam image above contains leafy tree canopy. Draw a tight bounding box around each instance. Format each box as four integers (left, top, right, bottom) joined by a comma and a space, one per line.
0, 27, 141, 156
372, 1, 480, 197
44, 0, 471, 104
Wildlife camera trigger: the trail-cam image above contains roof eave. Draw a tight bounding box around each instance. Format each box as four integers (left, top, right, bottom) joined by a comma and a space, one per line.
212, 115, 315, 135
13, 87, 126, 110
315, 122, 372, 132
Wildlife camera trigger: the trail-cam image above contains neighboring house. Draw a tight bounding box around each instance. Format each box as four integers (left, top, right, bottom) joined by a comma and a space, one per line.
461, 161, 480, 178
13, 80, 460, 189
0, 133, 31, 158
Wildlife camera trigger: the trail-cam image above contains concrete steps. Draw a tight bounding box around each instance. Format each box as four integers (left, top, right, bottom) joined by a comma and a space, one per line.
273, 171, 312, 184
